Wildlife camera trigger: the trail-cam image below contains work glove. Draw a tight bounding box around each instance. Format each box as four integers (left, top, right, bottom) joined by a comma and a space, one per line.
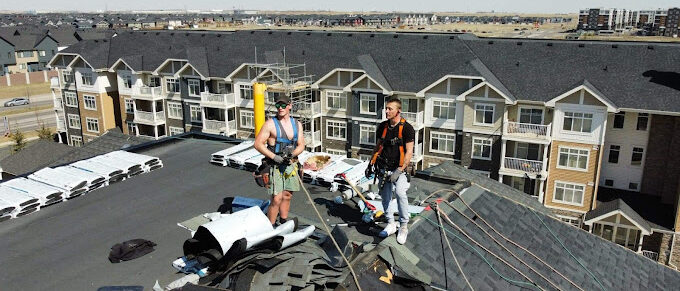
365, 166, 374, 178
272, 155, 285, 165
390, 168, 402, 183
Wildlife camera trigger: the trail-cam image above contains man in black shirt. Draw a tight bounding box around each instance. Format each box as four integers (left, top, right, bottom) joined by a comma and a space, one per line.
366, 97, 415, 244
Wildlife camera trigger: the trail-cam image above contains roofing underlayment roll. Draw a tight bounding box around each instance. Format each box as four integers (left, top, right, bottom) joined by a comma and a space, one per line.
1, 177, 63, 206
245, 219, 297, 249
274, 225, 316, 250
189, 206, 273, 256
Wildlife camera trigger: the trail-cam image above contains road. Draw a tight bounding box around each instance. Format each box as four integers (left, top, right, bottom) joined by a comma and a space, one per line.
0, 93, 53, 113
3, 110, 56, 133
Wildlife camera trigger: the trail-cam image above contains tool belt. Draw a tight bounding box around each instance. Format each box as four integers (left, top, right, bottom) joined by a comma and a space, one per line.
253, 157, 301, 188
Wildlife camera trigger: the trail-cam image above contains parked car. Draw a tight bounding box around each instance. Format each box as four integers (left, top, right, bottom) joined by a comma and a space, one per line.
4, 98, 29, 107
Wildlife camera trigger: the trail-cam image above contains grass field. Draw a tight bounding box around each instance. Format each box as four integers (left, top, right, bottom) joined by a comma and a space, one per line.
1, 104, 53, 116
0, 83, 51, 99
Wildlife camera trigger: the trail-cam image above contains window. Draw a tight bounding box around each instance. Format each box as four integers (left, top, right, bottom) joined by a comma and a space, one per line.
124, 98, 134, 113
360, 93, 377, 114
166, 78, 180, 93
562, 112, 593, 133
558, 147, 589, 170
239, 84, 253, 100
636, 113, 649, 131
126, 121, 137, 135
631, 147, 644, 166
39, 50, 46, 57
67, 114, 81, 129
83, 95, 96, 110
359, 154, 372, 161
430, 132, 456, 154
628, 182, 639, 190
122, 75, 132, 89
19, 64, 26, 70
217, 82, 228, 94
190, 105, 202, 122
326, 149, 346, 156
19, 51, 33, 58
326, 91, 347, 110
472, 137, 493, 160
519, 108, 543, 124
64, 92, 78, 107
86, 117, 99, 133
558, 216, 581, 227
359, 125, 376, 145
63, 72, 74, 83
515, 143, 540, 160
553, 182, 584, 205
149, 76, 160, 87
613, 112, 625, 129
188, 79, 201, 96
474, 104, 494, 125
70, 135, 83, 147
432, 100, 456, 119
81, 73, 94, 86
167, 102, 183, 119
604, 179, 614, 187
169, 126, 184, 136
240, 111, 254, 129
326, 120, 347, 140
608, 145, 620, 164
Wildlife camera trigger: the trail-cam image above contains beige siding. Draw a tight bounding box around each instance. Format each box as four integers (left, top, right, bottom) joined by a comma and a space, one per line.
339, 71, 351, 85
100, 91, 117, 130
231, 67, 249, 79
468, 86, 485, 97
583, 91, 605, 106
560, 91, 581, 104
319, 72, 340, 87
450, 79, 470, 95
427, 81, 447, 94
545, 140, 600, 212
557, 90, 606, 107
463, 100, 504, 133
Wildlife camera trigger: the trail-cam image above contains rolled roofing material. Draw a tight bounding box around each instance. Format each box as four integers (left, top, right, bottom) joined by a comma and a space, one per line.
316, 158, 363, 184
274, 225, 316, 250
193, 206, 273, 255
0, 198, 16, 217
1, 177, 63, 206
211, 140, 254, 158
70, 159, 124, 179
105, 150, 163, 172
245, 219, 296, 250
0, 185, 40, 216
28, 167, 88, 198
54, 166, 106, 190
227, 148, 262, 168
89, 155, 143, 176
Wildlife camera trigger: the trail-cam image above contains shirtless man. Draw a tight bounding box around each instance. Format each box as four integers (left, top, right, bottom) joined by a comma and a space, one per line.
254, 94, 305, 225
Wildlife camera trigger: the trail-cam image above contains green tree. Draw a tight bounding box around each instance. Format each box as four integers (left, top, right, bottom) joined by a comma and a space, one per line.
10, 129, 26, 153
36, 124, 52, 140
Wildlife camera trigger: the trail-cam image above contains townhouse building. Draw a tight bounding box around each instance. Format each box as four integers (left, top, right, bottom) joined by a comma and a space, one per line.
47, 30, 680, 266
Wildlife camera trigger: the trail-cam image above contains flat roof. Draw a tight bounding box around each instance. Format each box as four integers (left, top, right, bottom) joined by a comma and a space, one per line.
0, 138, 380, 290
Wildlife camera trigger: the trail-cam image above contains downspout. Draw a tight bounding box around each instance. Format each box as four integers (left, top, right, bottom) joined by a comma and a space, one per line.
253, 83, 266, 135
591, 116, 608, 211
669, 233, 677, 266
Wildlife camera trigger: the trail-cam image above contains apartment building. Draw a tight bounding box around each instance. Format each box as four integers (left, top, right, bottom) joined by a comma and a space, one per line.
0, 33, 58, 74
47, 30, 680, 265
579, 7, 680, 36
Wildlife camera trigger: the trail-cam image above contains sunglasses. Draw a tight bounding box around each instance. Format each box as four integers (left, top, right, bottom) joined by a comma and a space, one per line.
275, 103, 288, 109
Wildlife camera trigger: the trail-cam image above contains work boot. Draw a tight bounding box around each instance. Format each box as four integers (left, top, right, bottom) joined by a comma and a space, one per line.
397, 224, 408, 245
379, 221, 398, 238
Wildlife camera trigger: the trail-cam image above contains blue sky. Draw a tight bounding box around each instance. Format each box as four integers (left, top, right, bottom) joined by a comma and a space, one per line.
7, 0, 680, 14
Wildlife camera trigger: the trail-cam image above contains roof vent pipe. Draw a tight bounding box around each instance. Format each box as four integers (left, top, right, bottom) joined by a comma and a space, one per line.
547, 43, 553, 46
488, 40, 494, 44
578, 43, 585, 47
647, 45, 654, 50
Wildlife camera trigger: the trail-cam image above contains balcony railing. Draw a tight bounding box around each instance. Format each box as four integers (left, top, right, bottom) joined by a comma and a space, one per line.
228, 120, 236, 134
50, 77, 59, 88
382, 110, 424, 128
134, 110, 165, 124
56, 118, 66, 131
53, 99, 63, 109
505, 122, 551, 138
640, 251, 659, 262
204, 119, 226, 132
200, 92, 236, 108
132, 85, 163, 99
503, 157, 544, 173
412, 143, 424, 162
295, 101, 321, 116
303, 130, 322, 146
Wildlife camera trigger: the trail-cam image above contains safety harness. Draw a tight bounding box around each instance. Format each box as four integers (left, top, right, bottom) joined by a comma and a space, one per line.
269, 116, 298, 154
370, 118, 407, 169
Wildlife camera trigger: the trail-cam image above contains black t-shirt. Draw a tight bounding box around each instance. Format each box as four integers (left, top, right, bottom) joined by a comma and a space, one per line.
375, 119, 415, 170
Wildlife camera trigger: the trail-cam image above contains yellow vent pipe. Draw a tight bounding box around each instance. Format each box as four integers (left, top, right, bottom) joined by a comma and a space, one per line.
253, 82, 267, 136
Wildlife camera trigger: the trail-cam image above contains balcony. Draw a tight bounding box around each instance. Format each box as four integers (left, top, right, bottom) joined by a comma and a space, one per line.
53, 99, 63, 110
294, 101, 322, 117
203, 119, 237, 136
412, 143, 424, 163
56, 118, 66, 132
200, 92, 236, 109
503, 122, 552, 143
134, 110, 165, 125
502, 157, 544, 174
303, 130, 322, 147
50, 77, 59, 89
131, 85, 163, 100
640, 250, 659, 262
62, 80, 76, 91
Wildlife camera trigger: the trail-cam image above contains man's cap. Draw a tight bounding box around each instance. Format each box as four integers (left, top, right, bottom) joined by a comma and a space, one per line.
275, 94, 291, 104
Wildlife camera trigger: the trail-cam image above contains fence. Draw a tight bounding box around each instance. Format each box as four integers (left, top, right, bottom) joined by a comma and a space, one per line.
0, 70, 58, 88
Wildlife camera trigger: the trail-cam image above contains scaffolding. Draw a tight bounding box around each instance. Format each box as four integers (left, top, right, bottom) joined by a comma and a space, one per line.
249, 62, 320, 150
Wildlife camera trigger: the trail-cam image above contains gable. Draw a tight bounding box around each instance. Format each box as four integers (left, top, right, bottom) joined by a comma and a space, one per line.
557, 89, 607, 107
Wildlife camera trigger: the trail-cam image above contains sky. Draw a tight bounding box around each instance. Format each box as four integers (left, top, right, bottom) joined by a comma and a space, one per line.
4, 0, 679, 14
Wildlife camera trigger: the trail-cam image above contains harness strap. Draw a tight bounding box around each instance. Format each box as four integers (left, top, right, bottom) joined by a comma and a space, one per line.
272, 117, 298, 153
370, 118, 406, 168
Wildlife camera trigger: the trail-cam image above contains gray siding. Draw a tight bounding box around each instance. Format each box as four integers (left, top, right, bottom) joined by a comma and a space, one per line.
0, 38, 15, 73
424, 127, 462, 161
461, 133, 502, 179
350, 90, 385, 120
35, 37, 58, 69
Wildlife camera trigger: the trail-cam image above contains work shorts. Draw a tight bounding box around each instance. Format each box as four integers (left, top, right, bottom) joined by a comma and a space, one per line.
268, 163, 300, 195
